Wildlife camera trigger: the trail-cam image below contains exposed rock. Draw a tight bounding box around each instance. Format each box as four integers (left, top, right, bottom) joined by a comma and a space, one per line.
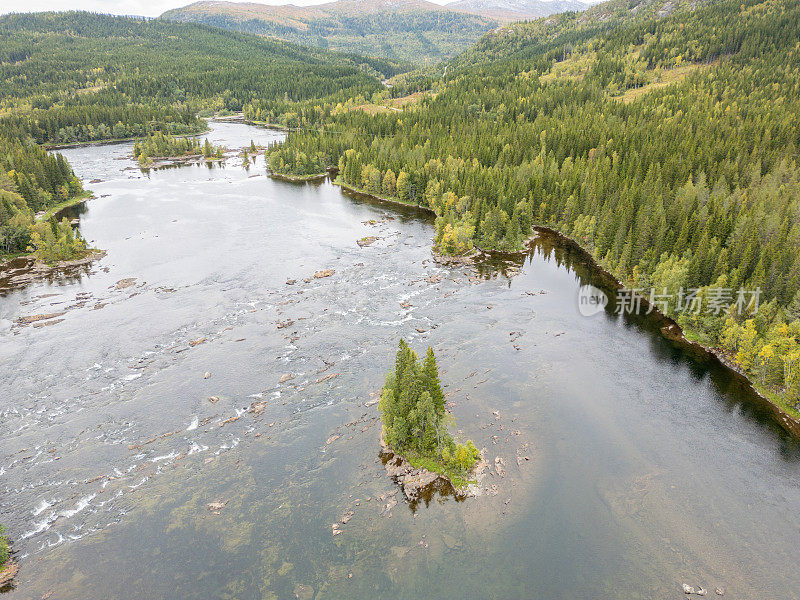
277, 319, 294, 329
357, 236, 379, 247
114, 277, 137, 290
207, 501, 227, 513
279, 373, 294, 383
0, 562, 19, 585
402, 469, 441, 502
316, 373, 339, 384
697, 589, 707, 597
494, 456, 506, 478
16, 311, 66, 325
249, 401, 267, 416
326, 434, 340, 445
285, 279, 296, 285
715, 588, 725, 596
203, 371, 211, 379
379, 435, 472, 503
683, 584, 696, 595
189, 337, 206, 347
32, 318, 64, 328
209, 396, 219, 403
365, 398, 380, 407
313, 269, 335, 279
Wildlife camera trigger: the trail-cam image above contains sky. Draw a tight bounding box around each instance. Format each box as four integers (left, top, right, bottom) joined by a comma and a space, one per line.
0, 0, 602, 18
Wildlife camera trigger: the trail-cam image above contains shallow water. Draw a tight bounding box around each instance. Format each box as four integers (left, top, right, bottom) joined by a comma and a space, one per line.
1, 122, 799, 599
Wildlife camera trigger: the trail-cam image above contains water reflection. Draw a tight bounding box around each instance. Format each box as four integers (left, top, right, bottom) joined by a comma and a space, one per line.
1, 122, 798, 600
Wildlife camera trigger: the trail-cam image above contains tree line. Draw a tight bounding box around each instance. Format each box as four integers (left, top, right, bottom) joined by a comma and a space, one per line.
267, 0, 800, 414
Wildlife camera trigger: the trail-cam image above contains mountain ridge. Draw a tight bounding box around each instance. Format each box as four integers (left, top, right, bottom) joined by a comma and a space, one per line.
161, 0, 588, 62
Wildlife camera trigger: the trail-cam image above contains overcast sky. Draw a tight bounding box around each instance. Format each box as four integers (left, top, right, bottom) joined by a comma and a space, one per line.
0, 0, 602, 18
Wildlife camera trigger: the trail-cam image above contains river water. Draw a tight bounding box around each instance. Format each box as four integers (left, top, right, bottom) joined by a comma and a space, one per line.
1, 122, 799, 599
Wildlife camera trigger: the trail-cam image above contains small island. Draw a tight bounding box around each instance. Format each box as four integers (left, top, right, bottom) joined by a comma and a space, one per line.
133, 132, 224, 167
379, 340, 480, 502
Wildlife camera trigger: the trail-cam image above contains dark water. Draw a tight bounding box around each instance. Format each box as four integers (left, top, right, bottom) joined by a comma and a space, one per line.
1, 122, 799, 599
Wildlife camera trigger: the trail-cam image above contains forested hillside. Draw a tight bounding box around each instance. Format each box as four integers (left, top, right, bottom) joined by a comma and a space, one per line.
162, 0, 500, 64
0, 11, 403, 262
0, 11, 404, 146
447, 0, 587, 21
267, 0, 800, 415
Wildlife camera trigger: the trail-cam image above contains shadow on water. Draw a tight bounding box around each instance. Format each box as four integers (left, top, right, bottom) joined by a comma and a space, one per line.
519, 228, 800, 455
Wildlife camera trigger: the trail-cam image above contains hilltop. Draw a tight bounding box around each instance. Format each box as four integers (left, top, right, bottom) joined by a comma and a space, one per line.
162, 0, 587, 62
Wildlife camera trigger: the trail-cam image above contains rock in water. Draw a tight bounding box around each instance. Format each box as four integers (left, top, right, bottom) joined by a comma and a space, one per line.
313, 269, 335, 278
683, 584, 696, 595
402, 469, 441, 503
494, 456, 506, 477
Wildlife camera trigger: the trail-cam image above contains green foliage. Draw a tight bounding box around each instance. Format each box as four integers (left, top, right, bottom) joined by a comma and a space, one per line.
29, 217, 88, 264
133, 132, 223, 166
0, 524, 8, 568
269, 0, 800, 412
0, 11, 404, 146
0, 138, 84, 258
380, 340, 479, 481
162, 3, 499, 64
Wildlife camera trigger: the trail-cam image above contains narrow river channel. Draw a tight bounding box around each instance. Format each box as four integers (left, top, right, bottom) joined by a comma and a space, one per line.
1, 122, 798, 599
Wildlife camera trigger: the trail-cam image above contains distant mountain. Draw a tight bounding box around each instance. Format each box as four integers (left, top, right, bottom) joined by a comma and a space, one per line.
447, 0, 709, 69
446, 0, 588, 21
161, 0, 586, 63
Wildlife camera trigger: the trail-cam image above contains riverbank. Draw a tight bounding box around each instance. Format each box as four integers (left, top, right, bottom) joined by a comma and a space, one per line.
532, 224, 800, 437
0, 562, 18, 588
335, 180, 436, 216
0, 525, 13, 588
44, 123, 211, 151
268, 171, 328, 183
36, 191, 94, 222
248, 156, 800, 436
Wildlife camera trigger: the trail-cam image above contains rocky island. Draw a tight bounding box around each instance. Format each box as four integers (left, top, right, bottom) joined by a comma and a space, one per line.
378, 340, 481, 503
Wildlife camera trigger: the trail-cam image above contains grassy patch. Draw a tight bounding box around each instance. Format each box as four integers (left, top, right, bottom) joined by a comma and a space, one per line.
39, 191, 93, 221
405, 452, 476, 490
620, 61, 717, 103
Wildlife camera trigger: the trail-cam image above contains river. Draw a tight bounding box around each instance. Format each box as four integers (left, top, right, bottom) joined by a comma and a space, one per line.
1, 122, 799, 599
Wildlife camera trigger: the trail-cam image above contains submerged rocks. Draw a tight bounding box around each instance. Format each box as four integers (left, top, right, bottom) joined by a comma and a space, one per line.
683, 584, 713, 596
